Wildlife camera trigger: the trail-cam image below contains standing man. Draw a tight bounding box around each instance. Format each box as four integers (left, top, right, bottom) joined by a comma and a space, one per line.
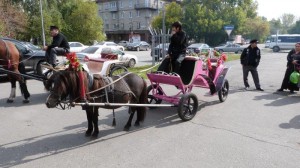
157, 21, 188, 74
240, 39, 264, 91
43, 26, 70, 67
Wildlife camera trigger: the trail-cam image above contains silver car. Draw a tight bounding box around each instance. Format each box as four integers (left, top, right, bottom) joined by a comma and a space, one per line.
214, 43, 245, 54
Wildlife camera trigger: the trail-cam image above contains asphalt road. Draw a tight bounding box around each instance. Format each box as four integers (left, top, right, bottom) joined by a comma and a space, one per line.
0, 50, 299, 168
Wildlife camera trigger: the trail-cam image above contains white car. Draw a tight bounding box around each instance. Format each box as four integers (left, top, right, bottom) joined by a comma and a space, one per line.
69, 42, 89, 52
96, 41, 125, 51
76, 45, 138, 67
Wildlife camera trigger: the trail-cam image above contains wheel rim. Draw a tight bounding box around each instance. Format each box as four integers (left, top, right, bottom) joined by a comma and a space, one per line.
221, 81, 229, 99
147, 85, 163, 105
129, 59, 135, 67
182, 98, 195, 118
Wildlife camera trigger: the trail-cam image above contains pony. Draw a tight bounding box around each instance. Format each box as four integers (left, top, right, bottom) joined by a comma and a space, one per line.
0, 39, 30, 103
45, 70, 147, 137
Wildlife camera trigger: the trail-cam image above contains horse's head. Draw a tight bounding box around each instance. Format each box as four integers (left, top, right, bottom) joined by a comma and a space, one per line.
45, 71, 78, 108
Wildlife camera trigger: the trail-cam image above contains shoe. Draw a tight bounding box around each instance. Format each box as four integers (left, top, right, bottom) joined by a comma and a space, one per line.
290, 90, 295, 94
244, 87, 250, 91
277, 88, 284, 92
256, 88, 264, 91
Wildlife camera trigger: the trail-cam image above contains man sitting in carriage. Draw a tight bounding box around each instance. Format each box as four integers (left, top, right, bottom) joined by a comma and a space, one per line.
43, 26, 70, 67
157, 21, 188, 74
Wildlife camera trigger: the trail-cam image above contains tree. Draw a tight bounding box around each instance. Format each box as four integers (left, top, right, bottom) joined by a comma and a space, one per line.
64, 1, 105, 44
244, 17, 270, 42
269, 19, 282, 35
280, 13, 296, 34
151, 2, 183, 32
289, 20, 300, 34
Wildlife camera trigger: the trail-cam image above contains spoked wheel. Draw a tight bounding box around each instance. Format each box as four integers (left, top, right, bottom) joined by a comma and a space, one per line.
147, 84, 163, 109
178, 93, 198, 121
218, 79, 229, 102
109, 65, 128, 77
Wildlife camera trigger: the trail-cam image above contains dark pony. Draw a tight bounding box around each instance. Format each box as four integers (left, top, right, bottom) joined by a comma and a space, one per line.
45, 70, 147, 137
0, 40, 30, 103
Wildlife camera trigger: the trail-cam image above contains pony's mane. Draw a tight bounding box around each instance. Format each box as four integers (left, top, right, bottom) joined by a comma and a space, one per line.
46, 71, 81, 100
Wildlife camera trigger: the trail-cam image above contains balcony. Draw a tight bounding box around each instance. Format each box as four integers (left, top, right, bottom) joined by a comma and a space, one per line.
109, 6, 118, 12
135, 3, 157, 10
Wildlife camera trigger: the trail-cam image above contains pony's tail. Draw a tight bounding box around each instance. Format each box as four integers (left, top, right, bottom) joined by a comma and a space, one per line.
136, 79, 147, 122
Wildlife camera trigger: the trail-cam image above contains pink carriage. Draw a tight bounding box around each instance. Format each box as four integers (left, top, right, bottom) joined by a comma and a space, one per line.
147, 55, 230, 121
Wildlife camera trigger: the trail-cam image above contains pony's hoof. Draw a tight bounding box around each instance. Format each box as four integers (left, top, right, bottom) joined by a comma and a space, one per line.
23, 99, 30, 104
7, 99, 14, 103
85, 130, 92, 137
134, 122, 140, 127
91, 131, 99, 138
123, 125, 131, 131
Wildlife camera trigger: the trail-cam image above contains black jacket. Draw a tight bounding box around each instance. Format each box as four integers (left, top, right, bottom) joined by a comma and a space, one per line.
48, 33, 70, 51
168, 30, 188, 57
240, 45, 261, 67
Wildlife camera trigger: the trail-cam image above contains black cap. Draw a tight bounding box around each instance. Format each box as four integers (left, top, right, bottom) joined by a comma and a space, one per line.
50, 26, 59, 31
250, 39, 258, 43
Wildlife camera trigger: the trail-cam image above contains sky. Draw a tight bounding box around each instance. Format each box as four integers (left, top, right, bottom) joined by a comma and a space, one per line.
256, 0, 300, 21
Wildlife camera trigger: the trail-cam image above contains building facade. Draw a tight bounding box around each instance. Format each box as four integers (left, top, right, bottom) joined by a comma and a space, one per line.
96, 0, 182, 43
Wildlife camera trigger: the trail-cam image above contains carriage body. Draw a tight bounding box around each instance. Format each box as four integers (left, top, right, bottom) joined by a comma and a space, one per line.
147, 56, 230, 121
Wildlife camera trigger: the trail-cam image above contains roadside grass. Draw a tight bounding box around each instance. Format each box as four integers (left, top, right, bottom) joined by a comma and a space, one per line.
129, 53, 240, 79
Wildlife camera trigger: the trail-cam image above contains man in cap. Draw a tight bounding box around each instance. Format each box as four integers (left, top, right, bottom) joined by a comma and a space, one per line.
240, 39, 264, 91
43, 26, 70, 67
157, 21, 188, 74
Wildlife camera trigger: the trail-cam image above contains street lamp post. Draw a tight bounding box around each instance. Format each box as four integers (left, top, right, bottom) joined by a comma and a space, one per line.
39, 0, 46, 46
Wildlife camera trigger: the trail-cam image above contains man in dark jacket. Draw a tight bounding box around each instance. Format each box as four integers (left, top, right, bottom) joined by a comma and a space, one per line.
240, 39, 264, 91
157, 21, 188, 74
43, 26, 70, 67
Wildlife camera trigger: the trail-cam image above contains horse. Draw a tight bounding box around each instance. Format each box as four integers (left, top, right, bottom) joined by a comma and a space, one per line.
0, 40, 30, 103
45, 70, 147, 137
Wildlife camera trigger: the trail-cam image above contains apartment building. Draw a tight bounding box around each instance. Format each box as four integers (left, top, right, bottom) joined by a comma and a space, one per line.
96, 0, 182, 43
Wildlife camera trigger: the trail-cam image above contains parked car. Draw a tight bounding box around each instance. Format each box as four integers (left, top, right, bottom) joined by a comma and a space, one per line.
96, 41, 125, 51
76, 45, 138, 67
150, 43, 170, 60
69, 42, 89, 52
214, 43, 245, 53
0, 38, 46, 78
126, 41, 150, 51
118, 41, 130, 47
187, 43, 210, 54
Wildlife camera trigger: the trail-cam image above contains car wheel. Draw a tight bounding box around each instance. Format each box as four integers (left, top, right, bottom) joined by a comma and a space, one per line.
120, 47, 124, 51
128, 59, 136, 68
273, 46, 280, 52
146, 46, 149, 51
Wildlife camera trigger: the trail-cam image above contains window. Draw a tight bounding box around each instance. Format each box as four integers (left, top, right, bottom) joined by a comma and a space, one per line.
136, 10, 140, 17
129, 11, 132, 18
137, 22, 141, 29
113, 24, 118, 29
110, 2, 116, 8
104, 13, 107, 20
119, 1, 123, 8
112, 13, 116, 19
121, 23, 124, 29
120, 12, 124, 19
129, 0, 133, 7
105, 24, 109, 29
105, 3, 109, 10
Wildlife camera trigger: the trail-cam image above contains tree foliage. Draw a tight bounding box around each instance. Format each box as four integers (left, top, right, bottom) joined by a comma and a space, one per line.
280, 13, 296, 34
244, 17, 270, 42
288, 20, 300, 34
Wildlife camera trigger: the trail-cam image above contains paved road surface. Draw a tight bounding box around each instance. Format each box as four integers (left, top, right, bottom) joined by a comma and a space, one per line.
0, 50, 299, 168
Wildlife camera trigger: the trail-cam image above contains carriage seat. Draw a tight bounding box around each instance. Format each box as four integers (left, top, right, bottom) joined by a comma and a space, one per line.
178, 57, 197, 85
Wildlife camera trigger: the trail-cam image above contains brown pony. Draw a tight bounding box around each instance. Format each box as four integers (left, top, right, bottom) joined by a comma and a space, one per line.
0, 40, 30, 103
45, 70, 147, 137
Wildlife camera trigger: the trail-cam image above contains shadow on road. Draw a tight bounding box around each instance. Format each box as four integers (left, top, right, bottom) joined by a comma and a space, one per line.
253, 92, 299, 106
279, 115, 300, 129
0, 92, 49, 107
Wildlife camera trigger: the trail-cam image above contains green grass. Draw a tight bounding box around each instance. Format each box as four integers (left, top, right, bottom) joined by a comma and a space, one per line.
129, 54, 240, 79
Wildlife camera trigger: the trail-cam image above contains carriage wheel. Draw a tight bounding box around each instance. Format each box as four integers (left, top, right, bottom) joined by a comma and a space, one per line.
218, 79, 229, 102
178, 93, 198, 121
109, 65, 128, 77
147, 84, 163, 109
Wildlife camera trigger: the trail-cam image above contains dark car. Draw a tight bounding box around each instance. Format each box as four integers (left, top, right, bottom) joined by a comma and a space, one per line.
214, 43, 245, 54
150, 43, 170, 60
126, 41, 150, 51
0, 38, 46, 78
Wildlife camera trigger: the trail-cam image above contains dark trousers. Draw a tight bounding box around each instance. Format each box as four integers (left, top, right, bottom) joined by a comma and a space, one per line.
280, 65, 299, 91
157, 54, 185, 74
243, 65, 261, 89
45, 48, 68, 65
